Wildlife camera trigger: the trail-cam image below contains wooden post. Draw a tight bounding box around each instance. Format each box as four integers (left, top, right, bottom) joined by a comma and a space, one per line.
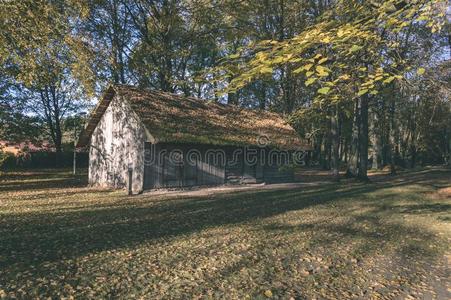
73, 146, 77, 175
73, 127, 77, 175
128, 167, 133, 196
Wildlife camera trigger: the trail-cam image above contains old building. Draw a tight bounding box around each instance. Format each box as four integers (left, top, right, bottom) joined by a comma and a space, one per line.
77, 85, 310, 193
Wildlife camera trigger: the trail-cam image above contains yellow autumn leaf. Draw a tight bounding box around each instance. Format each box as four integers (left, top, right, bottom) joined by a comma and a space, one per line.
293, 67, 304, 74
284, 53, 293, 60
417, 68, 425, 75
358, 89, 368, 96
321, 36, 332, 43
316, 65, 329, 77
349, 45, 362, 53
339, 74, 351, 80
264, 290, 273, 298
305, 78, 317, 86
293, 63, 314, 74
272, 57, 284, 64
362, 79, 374, 87
416, 15, 428, 22
304, 64, 314, 71
318, 87, 331, 95
260, 67, 273, 74
256, 52, 267, 60
400, 21, 409, 28
383, 76, 395, 84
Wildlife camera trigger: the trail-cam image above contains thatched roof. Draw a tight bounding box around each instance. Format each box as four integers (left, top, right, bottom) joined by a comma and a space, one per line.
77, 85, 310, 150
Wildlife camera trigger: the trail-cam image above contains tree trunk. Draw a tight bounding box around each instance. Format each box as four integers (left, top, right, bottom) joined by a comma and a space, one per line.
447, 128, 451, 165
358, 96, 369, 181
346, 100, 360, 177
325, 116, 332, 170
54, 123, 63, 153
228, 92, 239, 105
39, 85, 65, 166
370, 102, 382, 169
110, 0, 126, 84
389, 93, 397, 175
408, 101, 418, 168
258, 81, 267, 109
227, 76, 239, 105
381, 97, 389, 167
410, 143, 417, 168
331, 106, 340, 181
343, 138, 348, 163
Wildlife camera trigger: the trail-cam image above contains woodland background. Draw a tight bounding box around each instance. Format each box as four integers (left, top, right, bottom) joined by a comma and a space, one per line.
0, 0, 450, 178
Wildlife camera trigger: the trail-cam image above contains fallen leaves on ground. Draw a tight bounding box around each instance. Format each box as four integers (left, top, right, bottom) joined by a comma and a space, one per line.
0, 168, 450, 299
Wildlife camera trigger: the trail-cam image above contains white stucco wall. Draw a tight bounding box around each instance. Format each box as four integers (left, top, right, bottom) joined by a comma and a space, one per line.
88, 95, 147, 194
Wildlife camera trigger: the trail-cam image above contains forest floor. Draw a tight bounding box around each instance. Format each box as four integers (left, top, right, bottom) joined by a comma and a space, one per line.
0, 167, 450, 299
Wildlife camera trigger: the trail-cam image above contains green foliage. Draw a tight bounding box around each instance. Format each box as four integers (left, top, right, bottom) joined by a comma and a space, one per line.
0, 0, 448, 168
0, 0, 95, 92
0, 150, 15, 170
216, 0, 446, 104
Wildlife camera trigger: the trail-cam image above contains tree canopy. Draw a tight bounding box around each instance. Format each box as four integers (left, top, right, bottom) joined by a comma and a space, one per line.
0, 0, 449, 170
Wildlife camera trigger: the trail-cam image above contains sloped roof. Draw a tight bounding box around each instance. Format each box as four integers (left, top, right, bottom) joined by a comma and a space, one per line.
77, 85, 311, 150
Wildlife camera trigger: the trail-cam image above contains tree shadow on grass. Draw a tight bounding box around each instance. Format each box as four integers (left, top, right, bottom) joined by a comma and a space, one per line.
0, 178, 88, 192
0, 168, 449, 297
0, 183, 376, 265
0, 170, 88, 192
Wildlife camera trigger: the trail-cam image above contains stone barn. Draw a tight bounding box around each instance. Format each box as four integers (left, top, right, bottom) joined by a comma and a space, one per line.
77, 85, 310, 194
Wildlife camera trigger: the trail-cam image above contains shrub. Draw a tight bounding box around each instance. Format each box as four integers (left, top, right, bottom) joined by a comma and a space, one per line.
0, 151, 16, 170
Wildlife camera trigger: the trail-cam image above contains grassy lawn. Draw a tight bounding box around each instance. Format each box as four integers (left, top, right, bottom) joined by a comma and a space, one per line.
0, 168, 450, 299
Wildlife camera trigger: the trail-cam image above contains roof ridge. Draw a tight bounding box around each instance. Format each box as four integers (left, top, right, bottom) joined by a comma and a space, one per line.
112, 84, 284, 116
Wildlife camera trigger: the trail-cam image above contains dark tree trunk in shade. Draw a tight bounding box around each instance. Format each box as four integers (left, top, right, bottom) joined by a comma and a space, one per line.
358, 95, 369, 180
389, 92, 397, 175
324, 116, 332, 170
39, 85, 64, 166
331, 106, 340, 180
347, 100, 360, 177
370, 102, 382, 169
